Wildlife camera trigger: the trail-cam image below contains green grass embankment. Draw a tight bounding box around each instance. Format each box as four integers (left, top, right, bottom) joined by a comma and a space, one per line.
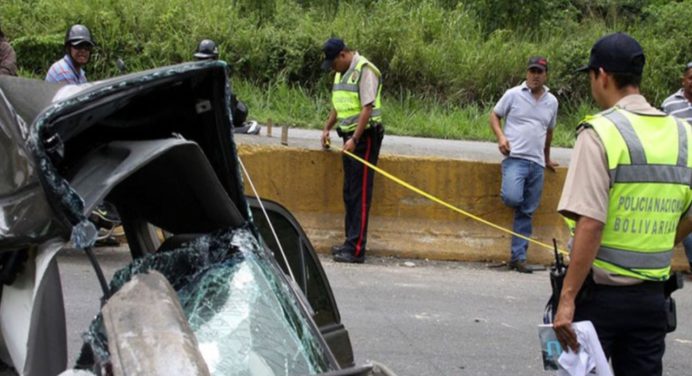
1, 0, 690, 147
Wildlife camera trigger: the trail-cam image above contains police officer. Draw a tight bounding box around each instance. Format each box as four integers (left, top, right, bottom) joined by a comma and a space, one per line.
320, 37, 384, 264
553, 33, 692, 375
46, 24, 94, 84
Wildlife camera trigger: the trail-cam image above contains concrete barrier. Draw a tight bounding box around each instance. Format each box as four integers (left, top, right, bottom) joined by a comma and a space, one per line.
238, 144, 690, 269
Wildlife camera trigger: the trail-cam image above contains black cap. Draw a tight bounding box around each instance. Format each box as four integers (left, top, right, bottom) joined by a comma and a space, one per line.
321, 38, 345, 71
527, 56, 548, 71
577, 32, 645, 74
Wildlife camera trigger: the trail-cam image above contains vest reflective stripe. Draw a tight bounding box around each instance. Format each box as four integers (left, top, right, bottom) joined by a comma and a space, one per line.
585, 108, 692, 281
333, 83, 359, 92
603, 111, 647, 164
597, 246, 673, 269
675, 118, 688, 166
331, 56, 382, 133
337, 109, 382, 127
609, 165, 692, 185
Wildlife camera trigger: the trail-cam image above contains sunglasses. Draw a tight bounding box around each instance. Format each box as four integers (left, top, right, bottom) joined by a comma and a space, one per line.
71, 43, 93, 51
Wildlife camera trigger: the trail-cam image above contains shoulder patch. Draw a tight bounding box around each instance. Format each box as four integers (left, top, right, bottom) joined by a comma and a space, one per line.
350, 70, 360, 84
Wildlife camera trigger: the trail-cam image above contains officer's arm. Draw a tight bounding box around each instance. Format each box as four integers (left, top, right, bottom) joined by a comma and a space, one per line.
562, 216, 604, 300
351, 104, 373, 143
324, 109, 337, 131
322, 110, 337, 148
675, 215, 692, 244
554, 215, 604, 352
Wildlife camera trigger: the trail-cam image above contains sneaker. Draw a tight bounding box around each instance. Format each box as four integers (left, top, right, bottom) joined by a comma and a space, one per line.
509, 260, 533, 274
333, 250, 365, 264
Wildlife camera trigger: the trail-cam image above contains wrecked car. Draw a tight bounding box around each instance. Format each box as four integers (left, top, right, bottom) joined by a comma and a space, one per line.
0, 61, 394, 375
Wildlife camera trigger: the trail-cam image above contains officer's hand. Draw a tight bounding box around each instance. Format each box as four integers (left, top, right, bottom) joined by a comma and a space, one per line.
321, 129, 331, 149
498, 137, 511, 156
553, 299, 580, 353
546, 160, 559, 172
343, 138, 356, 153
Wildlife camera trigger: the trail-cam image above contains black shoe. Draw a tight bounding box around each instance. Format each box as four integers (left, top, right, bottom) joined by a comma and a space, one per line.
330, 244, 350, 255
509, 260, 533, 274
333, 250, 365, 264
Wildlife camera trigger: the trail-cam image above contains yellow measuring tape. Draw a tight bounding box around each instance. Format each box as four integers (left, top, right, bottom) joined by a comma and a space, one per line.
342, 149, 569, 256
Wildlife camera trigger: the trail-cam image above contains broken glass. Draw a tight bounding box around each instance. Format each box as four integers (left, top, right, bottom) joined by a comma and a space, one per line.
82, 226, 334, 375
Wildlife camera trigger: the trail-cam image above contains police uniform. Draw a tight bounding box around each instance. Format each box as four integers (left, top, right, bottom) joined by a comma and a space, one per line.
556, 33, 692, 375
322, 39, 384, 263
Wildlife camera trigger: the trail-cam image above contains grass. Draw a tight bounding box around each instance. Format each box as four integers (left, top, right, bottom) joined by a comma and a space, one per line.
4, 0, 682, 148
234, 78, 596, 148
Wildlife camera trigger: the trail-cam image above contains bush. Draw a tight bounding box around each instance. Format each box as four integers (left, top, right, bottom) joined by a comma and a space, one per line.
11, 34, 63, 77
0, 0, 689, 135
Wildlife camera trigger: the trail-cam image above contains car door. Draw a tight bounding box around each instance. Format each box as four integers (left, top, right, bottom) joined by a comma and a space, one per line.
246, 197, 355, 368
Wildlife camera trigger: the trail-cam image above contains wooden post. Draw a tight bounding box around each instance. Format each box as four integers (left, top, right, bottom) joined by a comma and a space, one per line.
266, 118, 272, 137
281, 124, 288, 146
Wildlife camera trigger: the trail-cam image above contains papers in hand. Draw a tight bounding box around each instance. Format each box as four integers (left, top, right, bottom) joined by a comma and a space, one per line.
538, 321, 612, 376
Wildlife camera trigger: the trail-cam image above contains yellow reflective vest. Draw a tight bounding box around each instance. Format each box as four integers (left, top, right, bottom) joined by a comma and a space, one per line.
583, 107, 692, 281
331, 56, 382, 133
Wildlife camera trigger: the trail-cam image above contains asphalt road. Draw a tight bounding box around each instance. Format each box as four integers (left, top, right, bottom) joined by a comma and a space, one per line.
57, 246, 692, 375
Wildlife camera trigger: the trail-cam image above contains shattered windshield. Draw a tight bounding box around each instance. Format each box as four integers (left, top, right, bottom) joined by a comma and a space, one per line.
84, 226, 333, 375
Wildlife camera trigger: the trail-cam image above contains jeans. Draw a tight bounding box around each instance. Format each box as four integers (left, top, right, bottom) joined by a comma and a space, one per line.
682, 234, 692, 266
500, 157, 544, 262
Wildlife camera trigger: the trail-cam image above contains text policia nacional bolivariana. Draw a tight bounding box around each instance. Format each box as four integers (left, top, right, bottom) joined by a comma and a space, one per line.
612, 196, 688, 235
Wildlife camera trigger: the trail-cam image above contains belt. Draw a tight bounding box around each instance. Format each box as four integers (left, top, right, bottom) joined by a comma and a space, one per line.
592, 280, 665, 292
336, 122, 383, 138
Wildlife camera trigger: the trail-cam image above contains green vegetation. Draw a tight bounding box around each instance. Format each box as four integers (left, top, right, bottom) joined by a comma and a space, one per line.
1, 0, 690, 146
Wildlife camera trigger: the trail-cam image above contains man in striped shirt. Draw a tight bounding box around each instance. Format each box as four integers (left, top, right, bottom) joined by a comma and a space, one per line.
662, 61, 692, 274
661, 62, 692, 122
45, 24, 94, 84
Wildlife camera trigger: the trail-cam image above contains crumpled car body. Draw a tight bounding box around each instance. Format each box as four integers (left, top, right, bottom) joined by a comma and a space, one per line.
0, 62, 392, 376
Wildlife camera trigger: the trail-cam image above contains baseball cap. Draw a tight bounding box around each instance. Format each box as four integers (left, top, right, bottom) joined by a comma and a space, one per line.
685, 61, 692, 73
321, 37, 345, 71
528, 56, 548, 71
577, 32, 645, 74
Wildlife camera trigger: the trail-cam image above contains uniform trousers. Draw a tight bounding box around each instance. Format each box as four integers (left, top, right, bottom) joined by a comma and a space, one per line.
340, 124, 384, 257
574, 280, 667, 376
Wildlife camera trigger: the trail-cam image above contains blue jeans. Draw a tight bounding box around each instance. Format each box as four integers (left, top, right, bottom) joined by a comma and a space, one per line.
501, 157, 544, 262
682, 234, 692, 266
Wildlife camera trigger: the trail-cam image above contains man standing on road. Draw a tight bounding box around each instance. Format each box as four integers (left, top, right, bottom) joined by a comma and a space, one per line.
320, 37, 384, 264
46, 24, 94, 84
661, 61, 692, 275
490, 56, 559, 273
554, 33, 692, 375
0, 24, 17, 76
